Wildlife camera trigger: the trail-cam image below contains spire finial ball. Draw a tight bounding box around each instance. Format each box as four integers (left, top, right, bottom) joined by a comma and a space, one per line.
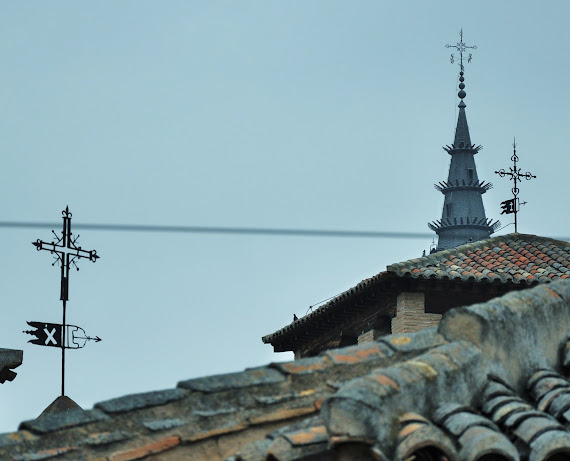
458, 90, 466, 99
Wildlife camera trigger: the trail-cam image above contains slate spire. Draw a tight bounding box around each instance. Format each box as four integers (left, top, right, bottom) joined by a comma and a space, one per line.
454, 100, 471, 147
429, 33, 499, 250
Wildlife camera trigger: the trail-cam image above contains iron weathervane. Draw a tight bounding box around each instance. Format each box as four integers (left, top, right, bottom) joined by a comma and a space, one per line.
28, 206, 101, 396
495, 139, 536, 233
446, 29, 477, 72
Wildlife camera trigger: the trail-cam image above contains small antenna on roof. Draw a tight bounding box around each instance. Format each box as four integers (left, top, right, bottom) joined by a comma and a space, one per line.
429, 238, 437, 254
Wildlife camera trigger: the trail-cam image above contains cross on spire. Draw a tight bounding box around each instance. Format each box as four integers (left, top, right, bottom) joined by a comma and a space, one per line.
446, 29, 477, 72
33, 206, 99, 301
495, 139, 537, 233
31, 206, 100, 396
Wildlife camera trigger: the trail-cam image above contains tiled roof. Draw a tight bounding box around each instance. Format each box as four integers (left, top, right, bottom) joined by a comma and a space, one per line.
1, 280, 570, 460
0, 348, 23, 384
0, 329, 443, 460
263, 233, 570, 344
388, 233, 570, 284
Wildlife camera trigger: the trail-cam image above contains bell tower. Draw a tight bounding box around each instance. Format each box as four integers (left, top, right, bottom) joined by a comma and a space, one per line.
429, 30, 499, 250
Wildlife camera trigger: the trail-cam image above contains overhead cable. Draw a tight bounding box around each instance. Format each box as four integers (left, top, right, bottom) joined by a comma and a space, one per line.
0, 221, 566, 242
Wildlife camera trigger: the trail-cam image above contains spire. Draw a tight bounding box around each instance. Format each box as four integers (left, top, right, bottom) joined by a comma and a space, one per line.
453, 71, 471, 147
454, 100, 471, 147
428, 31, 499, 250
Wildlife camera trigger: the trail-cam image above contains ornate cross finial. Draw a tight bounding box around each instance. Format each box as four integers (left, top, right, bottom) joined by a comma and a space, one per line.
446, 29, 477, 72
495, 139, 537, 233
28, 207, 101, 397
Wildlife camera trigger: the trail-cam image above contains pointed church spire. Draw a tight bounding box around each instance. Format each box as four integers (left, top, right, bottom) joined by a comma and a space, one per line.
428, 31, 499, 250
454, 100, 471, 147
453, 71, 471, 147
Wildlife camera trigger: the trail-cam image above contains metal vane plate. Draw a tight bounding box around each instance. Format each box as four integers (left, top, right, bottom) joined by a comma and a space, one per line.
24, 321, 101, 349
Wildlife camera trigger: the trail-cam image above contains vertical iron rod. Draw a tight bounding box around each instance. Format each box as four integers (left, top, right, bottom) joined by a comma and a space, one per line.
513, 149, 518, 233
61, 218, 69, 396
62, 299, 66, 396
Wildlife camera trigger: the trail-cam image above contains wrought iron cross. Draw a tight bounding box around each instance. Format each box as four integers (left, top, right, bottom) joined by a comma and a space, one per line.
495, 139, 536, 233
446, 29, 477, 71
32, 206, 99, 396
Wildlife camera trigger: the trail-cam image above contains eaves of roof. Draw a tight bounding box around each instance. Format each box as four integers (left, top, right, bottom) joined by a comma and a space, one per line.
261, 271, 397, 347
262, 233, 570, 345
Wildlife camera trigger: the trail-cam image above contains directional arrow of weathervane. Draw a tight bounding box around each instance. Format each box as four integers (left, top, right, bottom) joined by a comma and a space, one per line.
73, 335, 101, 343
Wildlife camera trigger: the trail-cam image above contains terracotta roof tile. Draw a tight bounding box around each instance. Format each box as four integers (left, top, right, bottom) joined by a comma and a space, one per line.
0, 431, 36, 449
282, 425, 328, 446
388, 234, 570, 285
272, 356, 329, 376
95, 389, 187, 414
178, 366, 285, 392
82, 430, 132, 447
324, 341, 392, 366
13, 446, 77, 461
19, 409, 109, 434
263, 234, 570, 346
264, 422, 331, 461
108, 435, 180, 461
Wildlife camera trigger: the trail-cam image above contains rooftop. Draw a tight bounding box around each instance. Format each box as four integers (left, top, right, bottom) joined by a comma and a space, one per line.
1, 279, 570, 459
263, 233, 570, 346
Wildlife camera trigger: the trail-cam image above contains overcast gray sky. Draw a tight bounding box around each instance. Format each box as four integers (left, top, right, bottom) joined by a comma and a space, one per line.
0, 2, 568, 432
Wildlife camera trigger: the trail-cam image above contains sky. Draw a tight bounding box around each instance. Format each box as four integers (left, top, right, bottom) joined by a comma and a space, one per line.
0, 2, 568, 432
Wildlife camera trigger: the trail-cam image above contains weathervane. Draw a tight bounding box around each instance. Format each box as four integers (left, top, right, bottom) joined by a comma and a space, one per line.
26, 207, 101, 396
446, 28, 477, 72
495, 139, 536, 233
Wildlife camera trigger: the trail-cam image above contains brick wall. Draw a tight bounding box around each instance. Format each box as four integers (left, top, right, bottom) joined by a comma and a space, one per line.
391, 292, 441, 334
357, 329, 376, 344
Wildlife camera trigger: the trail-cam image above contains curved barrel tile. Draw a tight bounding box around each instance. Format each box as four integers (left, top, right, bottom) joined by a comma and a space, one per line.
395, 413, 458, 461
434, 403, 518, 461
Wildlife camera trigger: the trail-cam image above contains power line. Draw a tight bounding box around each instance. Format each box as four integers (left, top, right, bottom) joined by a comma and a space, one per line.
0, 221, 432, 239
0, 221, 567, 242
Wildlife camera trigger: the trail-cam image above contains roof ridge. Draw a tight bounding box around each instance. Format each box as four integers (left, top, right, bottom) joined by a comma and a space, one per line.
512, 233, 570, 246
